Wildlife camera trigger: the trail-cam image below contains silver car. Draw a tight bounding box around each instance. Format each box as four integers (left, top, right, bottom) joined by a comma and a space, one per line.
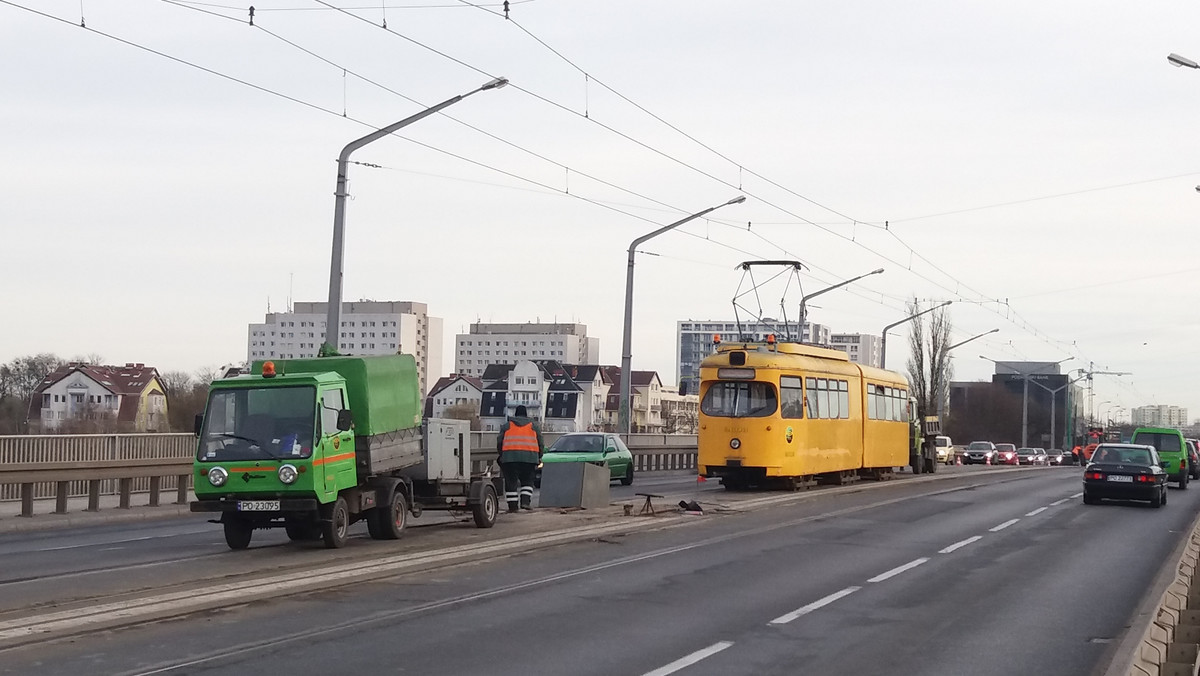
1046, 448, 1065, 465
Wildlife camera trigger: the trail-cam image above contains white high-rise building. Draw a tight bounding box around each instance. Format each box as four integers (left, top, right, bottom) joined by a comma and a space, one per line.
247, 300, 443, 396
454, 323, 599, 379
1131, 405, 1189, 429
676, 319, 832, 395
829, 333, 882, 368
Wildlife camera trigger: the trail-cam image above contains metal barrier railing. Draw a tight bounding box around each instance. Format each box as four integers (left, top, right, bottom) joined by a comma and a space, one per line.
0, 432, 698, 517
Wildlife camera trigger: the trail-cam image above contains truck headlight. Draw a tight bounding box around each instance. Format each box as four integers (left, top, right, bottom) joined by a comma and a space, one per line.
207, 466, 228, 487
278, 464, 298, 485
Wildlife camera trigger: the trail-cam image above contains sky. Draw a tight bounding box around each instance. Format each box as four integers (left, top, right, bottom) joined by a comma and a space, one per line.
3, 1, 1199, 421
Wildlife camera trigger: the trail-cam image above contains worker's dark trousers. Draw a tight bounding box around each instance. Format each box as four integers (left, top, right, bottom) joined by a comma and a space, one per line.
500, 462, 536, 512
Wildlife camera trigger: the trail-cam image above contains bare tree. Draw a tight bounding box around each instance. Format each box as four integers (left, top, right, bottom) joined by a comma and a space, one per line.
159, 370, 194, 401
905, 297, 954, 423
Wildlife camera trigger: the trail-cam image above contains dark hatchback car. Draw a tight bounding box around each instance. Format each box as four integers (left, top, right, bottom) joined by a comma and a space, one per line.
1187, 440, 1200, 480
1083, 443, 1168, 508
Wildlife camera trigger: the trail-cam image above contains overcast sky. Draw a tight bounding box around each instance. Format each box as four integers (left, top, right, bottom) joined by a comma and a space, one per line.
3, 1, 1199, 420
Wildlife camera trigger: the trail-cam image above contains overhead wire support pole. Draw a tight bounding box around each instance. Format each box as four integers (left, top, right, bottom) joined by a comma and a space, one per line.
879, 301, 952, 371
321, 76, 508, 355
619, 196, 746, 434
798, 268, 884, 333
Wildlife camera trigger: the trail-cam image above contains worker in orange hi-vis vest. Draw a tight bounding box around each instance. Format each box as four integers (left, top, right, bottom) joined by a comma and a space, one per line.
497, 405, 544, 512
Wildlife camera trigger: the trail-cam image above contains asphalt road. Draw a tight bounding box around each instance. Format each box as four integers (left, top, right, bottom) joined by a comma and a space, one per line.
1, 466, 1191, 676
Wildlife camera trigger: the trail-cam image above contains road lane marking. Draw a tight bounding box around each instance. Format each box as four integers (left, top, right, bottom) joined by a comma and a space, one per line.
938, 535, 982, 554
1025, 507, 1047, 516
1071, 492, 1083, 498
989, 519, 1019, 532
867, 558, 928, 583
643, 641, 734, 676
1050, 498, 1071, 506
769, 586, 861, 625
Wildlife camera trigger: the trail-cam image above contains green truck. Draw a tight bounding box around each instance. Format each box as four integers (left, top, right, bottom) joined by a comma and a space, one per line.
190, 355, 502, 550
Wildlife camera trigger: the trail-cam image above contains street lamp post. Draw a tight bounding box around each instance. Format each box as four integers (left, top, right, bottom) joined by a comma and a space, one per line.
879, 301, 952, 371
1168, 53, 1200, 69
320, 76, 509, 355
1029, 369, 1088, 452
619, 196, 747, 434
980, 356, 1072, 448
935, 328, 998, 418
798, 268, 884, 330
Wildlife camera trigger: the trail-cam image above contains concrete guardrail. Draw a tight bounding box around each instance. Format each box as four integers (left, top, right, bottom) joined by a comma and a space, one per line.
1123, 515, 1200, 675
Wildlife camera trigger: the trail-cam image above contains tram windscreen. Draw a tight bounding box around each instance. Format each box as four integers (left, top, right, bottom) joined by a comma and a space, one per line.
701, 381, 777, 418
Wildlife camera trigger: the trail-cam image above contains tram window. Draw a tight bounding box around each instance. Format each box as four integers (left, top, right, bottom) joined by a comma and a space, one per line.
780, 376, 804, 419
701, 381, 777, 418
827, 382, 839, 418
838, 381, 850, 419
806, 378, 819, 418
817, 380, 830, 419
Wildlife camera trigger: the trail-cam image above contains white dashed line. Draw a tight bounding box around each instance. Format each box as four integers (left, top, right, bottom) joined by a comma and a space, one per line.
989, 519, 1019, 532
1025, 507, 1047, 517
769, 586, 862, 625
1071, 492, 1083, 498
939, 535, 982, 554
1050, 498, 1070, 506
867, 558, 929, 583
643, 641, 734, 676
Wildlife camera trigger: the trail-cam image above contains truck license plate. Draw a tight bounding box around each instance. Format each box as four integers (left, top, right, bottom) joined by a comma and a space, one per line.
237, 500, 280, 511
1106, 475, 1133, 483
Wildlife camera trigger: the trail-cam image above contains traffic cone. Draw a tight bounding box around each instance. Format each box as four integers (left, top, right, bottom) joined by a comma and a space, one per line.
955, 455, 962, 466
985, 454, 991, 466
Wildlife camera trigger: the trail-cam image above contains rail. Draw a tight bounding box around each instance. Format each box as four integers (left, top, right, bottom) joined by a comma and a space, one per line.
0, 432, 698, 518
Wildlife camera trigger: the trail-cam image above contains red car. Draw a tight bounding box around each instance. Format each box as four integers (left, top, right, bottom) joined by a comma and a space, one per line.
995, 443, 1019, 465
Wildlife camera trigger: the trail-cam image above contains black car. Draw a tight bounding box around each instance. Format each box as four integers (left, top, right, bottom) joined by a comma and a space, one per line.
1083, 443, 1168, 508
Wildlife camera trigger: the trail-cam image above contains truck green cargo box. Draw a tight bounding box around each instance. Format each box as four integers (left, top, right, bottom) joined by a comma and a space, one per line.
252, 355, 421, 435
251, 355, 423, 475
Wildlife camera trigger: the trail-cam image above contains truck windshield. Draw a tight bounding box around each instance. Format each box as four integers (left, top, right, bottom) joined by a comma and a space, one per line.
198, 386, 316, 462
701, 382, 777, 418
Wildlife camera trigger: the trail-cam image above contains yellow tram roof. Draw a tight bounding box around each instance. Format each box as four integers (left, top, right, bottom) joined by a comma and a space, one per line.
700, 341, 908, 385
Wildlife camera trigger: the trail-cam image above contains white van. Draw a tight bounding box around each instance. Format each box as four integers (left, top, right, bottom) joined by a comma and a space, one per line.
934, 435, 955, 465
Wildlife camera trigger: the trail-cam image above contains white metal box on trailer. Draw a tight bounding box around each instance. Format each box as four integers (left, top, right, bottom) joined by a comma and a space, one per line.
402, 419, 471, 481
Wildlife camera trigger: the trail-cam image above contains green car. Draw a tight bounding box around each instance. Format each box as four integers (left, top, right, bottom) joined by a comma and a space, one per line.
535, 433, 635, 487
1130, 427, 1189, 488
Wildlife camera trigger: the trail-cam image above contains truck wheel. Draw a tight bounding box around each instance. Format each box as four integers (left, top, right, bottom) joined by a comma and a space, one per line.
322, 497, 350, 549
223, 518, 253, 550
377, 490, 408, 540
472, 484, 498, 529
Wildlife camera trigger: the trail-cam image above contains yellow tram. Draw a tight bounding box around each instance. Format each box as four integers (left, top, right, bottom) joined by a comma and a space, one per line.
697, 338, 911, 489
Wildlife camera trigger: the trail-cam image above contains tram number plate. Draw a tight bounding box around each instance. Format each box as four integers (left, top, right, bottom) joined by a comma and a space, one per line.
1106, 475, 1133, 483
237, 500, 280, 511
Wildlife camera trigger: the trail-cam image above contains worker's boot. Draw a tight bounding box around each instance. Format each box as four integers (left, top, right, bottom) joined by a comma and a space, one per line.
520, 487, 534, 511
506, 491, 520, 513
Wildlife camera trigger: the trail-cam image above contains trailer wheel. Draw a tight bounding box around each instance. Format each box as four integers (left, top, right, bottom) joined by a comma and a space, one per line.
322, 497, 350, 549
223, 518, 253, 550
472, 484, 498, 528
380, 490, 408, 540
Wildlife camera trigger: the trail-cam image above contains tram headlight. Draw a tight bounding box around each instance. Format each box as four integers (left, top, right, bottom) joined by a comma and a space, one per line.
730, 438, 741, 450
207, 466, 228, 487
278, 464, 299, 485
